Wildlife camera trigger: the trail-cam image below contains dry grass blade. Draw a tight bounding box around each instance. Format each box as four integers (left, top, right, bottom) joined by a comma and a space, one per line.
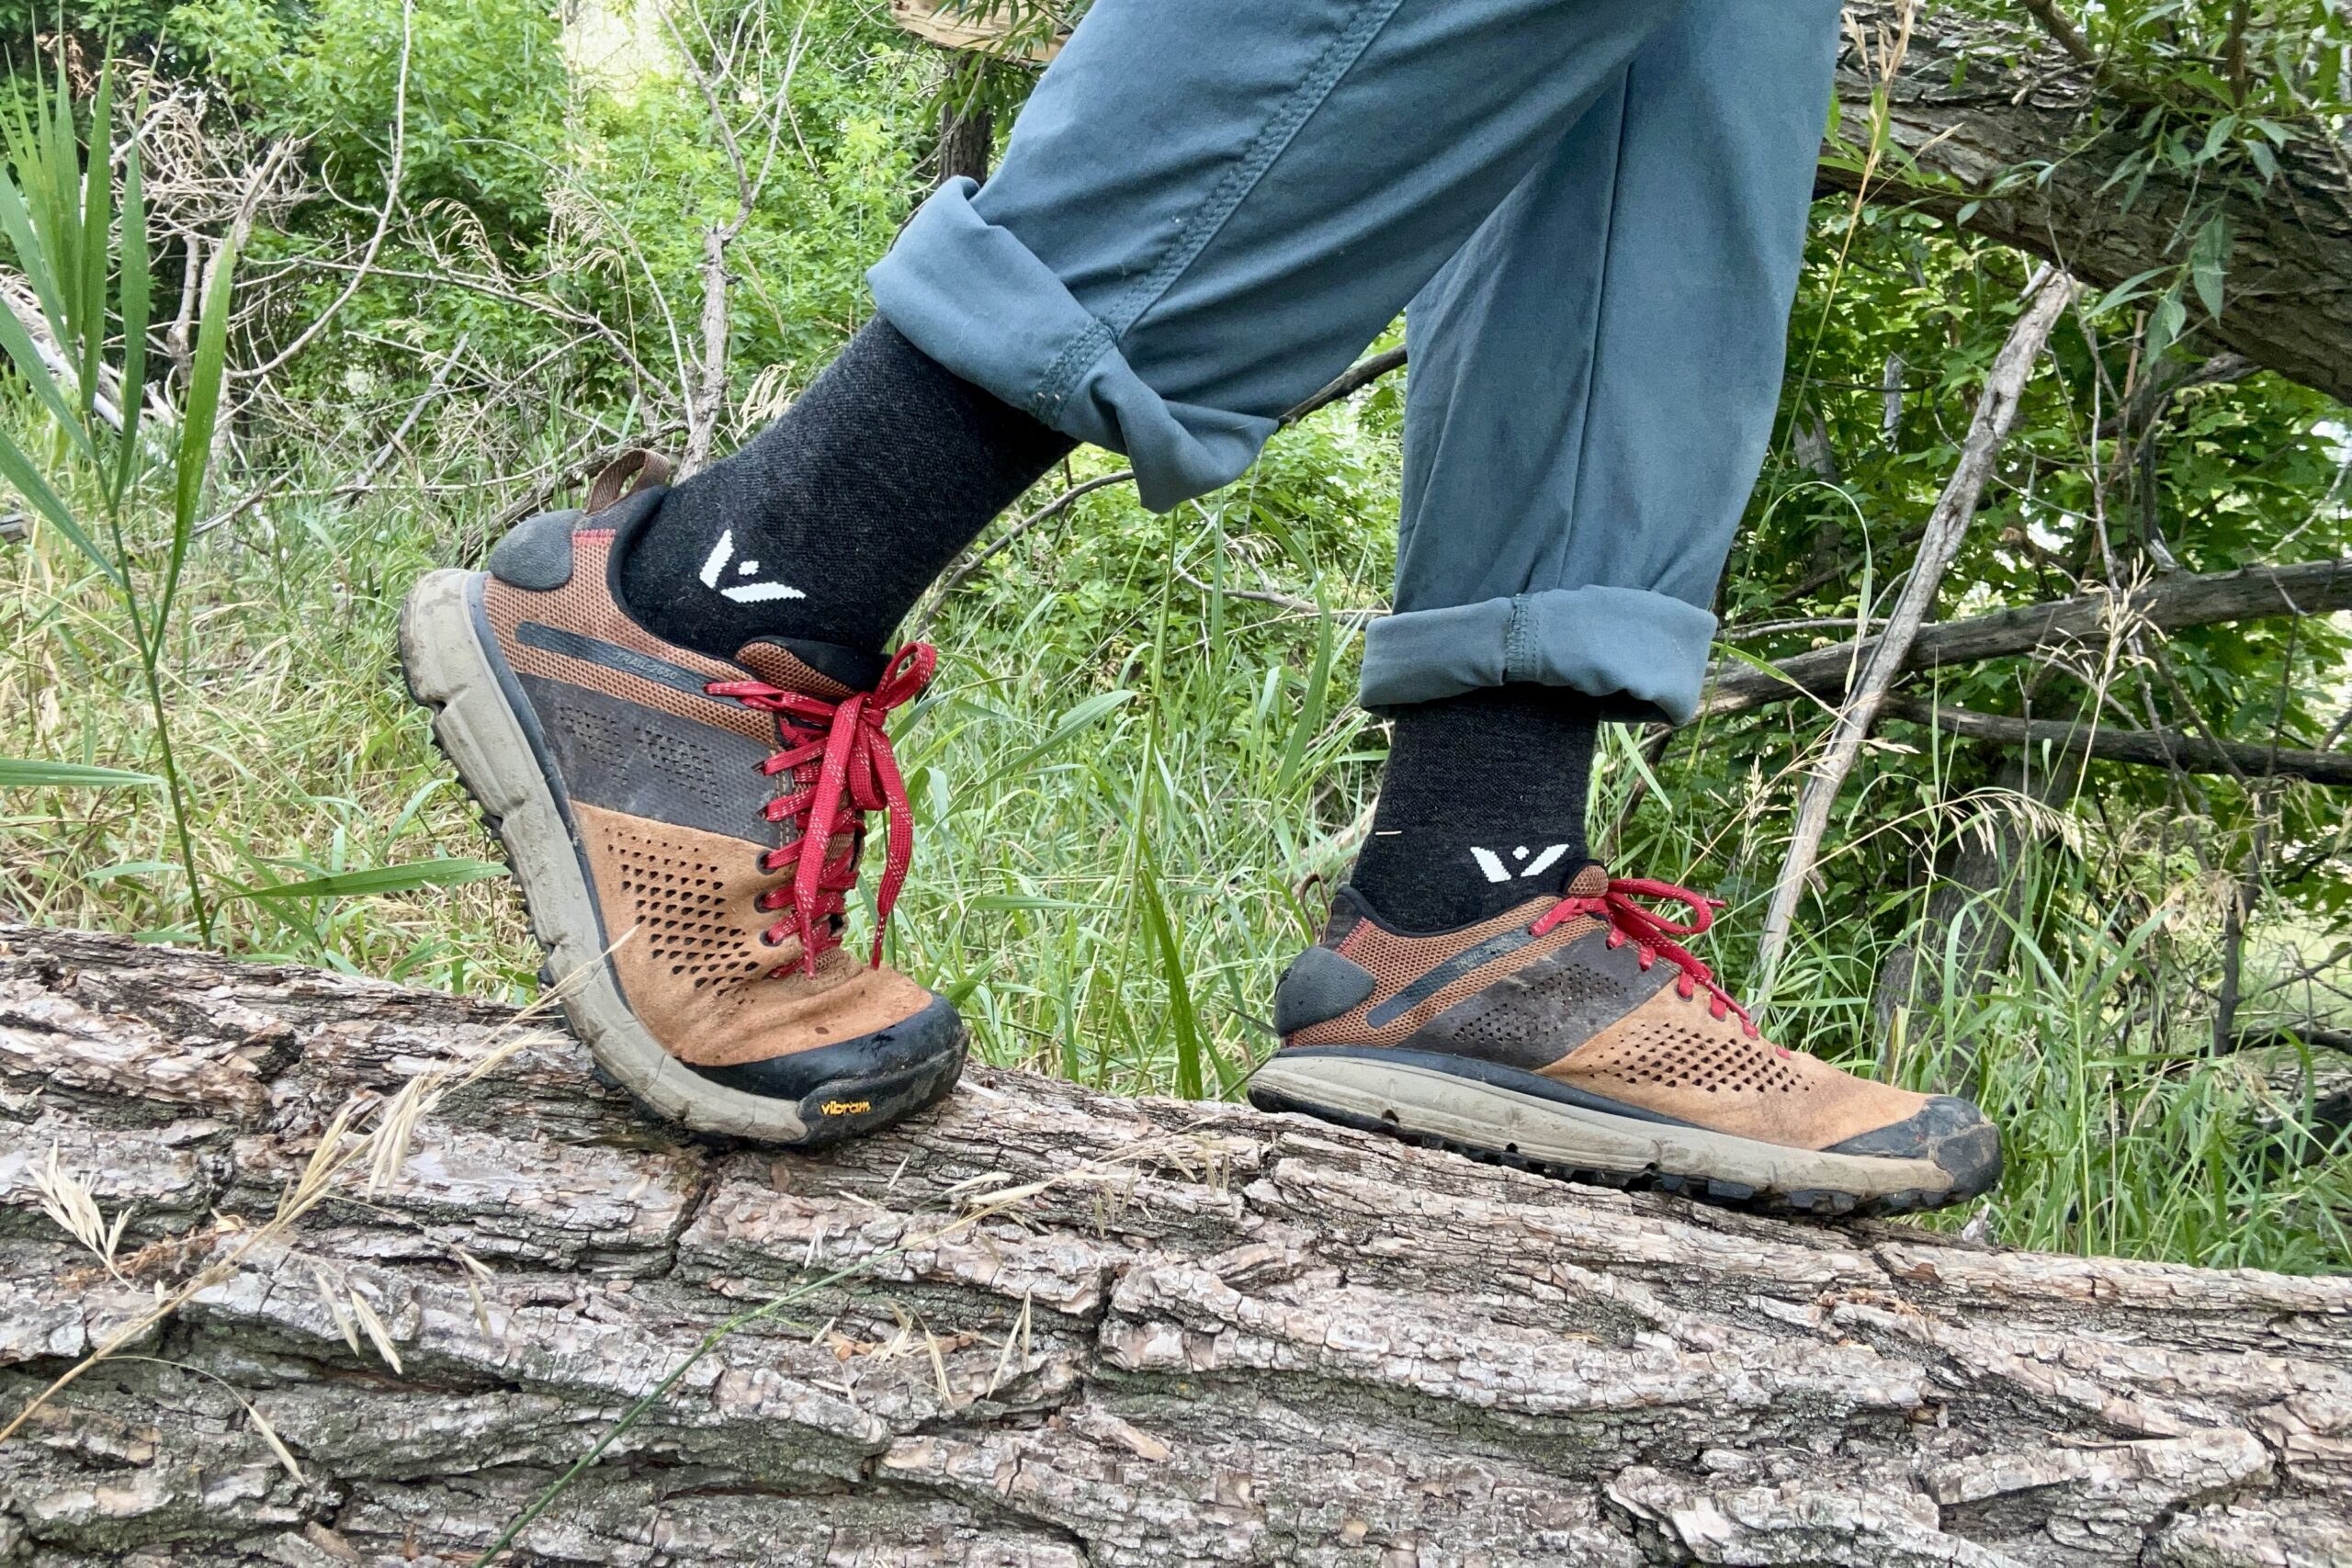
367, 1072, 429, 1197
32, 1144, 130, 1280
0, 1021, 548, 1450
454, 1245, 495, 1336
922, 1320, 954, 1405
985, 1290, 1033, 1396
288, 1101, 357, 1218
346, 1288, 404, 1374
107, 1357, 308, 1484
311, 1262, 363, 1357
243, 1394, 305, 1484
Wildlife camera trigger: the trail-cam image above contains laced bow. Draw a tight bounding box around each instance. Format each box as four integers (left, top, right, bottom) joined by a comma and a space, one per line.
706, 643, 936, 975
1531, 876, 1772, 1046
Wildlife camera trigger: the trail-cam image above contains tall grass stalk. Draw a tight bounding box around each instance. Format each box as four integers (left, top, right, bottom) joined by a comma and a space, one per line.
0, 64, 239, 942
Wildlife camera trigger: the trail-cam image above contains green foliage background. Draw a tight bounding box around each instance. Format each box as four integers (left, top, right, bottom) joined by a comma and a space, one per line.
0, 0, 2347, 1269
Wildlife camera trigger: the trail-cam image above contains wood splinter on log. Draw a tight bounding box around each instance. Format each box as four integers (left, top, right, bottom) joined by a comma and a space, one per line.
2, 923, 2348, 1565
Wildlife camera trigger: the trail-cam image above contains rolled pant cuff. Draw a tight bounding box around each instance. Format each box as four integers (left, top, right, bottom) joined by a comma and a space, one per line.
1358, 586, 1716, 726
868, 179, 1276, 513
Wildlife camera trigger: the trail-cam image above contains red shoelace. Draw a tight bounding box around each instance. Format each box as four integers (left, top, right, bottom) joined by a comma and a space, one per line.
706, 643, 936, 976
1531, 876, 1775, 1047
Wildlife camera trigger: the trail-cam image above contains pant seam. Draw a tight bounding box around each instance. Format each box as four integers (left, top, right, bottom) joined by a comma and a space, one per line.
1504, 594, 1532, 682
1029, 320, 1116, 425
1032, 0, 1408, 422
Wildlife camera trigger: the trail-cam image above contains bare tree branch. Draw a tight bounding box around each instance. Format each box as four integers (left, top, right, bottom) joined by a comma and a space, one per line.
1759, 268, 2075, 978
232, 0, 412, 383
1278, 346, 1407, 428
1702, 557, 2352, 718
1878, 697, 2352, 787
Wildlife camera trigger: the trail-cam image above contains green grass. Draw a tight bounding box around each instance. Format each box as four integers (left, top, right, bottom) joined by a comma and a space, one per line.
1, 392, 2345, 1275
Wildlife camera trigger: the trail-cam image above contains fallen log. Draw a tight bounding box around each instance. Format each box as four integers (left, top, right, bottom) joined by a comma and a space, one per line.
3, 923, 2348, 1566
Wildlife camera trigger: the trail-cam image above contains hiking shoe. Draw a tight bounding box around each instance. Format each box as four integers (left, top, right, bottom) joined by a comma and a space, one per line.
398, 453, 965, 1145
1251, 865, 1999, 1215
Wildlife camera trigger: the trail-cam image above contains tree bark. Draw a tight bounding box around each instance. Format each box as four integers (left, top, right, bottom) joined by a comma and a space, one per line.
935, 100, 992, 186
1832, 3, 2352, 403
4, 926, 2349, 1565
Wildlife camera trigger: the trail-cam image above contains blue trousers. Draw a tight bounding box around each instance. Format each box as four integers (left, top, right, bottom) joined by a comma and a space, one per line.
871, 0, 1841, 725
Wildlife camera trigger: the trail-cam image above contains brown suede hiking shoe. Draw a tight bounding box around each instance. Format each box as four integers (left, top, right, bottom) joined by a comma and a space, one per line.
399, 457, 964, 1144
1251, 865, 1999, 1215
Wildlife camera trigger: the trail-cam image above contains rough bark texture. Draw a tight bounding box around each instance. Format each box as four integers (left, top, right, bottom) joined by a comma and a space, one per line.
1833, 4, 2352, 404
935, 101, 992, 187
3, 924, 2349, 1567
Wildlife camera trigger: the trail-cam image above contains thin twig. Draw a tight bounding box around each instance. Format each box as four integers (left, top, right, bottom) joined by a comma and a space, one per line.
2017, 0, 2098, 72
1758, 267, 2075, 981
1879, 696, 2352, 786
232, 0, 413, 382
909, 469, 1133, 638
1167, 559, 1381, 624
339, 332, 473, 503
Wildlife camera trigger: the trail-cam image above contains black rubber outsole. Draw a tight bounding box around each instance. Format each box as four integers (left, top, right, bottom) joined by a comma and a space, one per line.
1247, 1085, 1958, 1220
580, 1026, 967, 1149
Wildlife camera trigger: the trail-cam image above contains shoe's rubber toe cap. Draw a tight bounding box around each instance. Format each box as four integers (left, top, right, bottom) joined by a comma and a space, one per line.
1827, 1094, 2003, 1201
684, 993, 967, 1145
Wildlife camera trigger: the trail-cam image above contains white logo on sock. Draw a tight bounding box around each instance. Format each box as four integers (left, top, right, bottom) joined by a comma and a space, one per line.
698, 529, 806, 604
1471, 844, 1571, 884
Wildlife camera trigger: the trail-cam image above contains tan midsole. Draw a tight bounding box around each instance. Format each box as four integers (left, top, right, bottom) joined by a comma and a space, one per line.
398, 570, 817, 1142
1253, 1055, 1951, 1199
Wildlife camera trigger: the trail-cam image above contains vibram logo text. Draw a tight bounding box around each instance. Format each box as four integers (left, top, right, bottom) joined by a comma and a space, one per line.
820, 1100, 873, 1116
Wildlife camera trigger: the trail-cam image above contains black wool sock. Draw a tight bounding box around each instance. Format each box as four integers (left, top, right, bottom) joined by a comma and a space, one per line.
1347, 684, 1602, 932
618, 319, 1076, 660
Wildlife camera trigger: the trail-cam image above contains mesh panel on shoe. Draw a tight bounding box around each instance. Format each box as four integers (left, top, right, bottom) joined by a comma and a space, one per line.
639, 722, 753, 824
485, 537, 775, 747
1573, 1005, 1809, 1095
737, 641, 855, 699
605, 825, 773, 994
1294, 905, 1597, 1046
1342, 920, 1494, 992
1340, 906, 1588, 990
1440, 946, 1625, 1051
1442, 995, 1542, 1052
